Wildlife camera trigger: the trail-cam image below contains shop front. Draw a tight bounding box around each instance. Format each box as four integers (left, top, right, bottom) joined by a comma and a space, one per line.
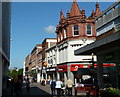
46, 67, 57, 81
70, 64, 93, 84
70, 63, 117, 84
57, 64, 68, 84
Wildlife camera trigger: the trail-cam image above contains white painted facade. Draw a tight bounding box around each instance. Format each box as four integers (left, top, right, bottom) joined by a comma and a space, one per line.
46, 45, 57, 68
57, 39, 97, 64
45, 38, 97, 84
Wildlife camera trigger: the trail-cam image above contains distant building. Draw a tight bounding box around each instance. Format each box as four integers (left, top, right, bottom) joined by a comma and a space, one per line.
55, 0, 100, 84
75, 1, 120, 89
41, 38, 57, 80
0, 1, 11, 96
24, 44, 42, 82
46, 44, 57, 80
37, 49, 42, 82
23, 54, 31, 77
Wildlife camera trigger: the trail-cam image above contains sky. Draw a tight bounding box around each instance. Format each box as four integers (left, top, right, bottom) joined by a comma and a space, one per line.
10, 2, 114, 69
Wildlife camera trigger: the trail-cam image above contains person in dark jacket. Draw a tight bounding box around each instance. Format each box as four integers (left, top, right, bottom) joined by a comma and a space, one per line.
26, 78, 30, 93
50, 79, 56, 96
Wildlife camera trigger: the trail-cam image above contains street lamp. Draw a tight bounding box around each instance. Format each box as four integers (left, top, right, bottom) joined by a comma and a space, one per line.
91, 53, 95, 83
91, 53, 99, 97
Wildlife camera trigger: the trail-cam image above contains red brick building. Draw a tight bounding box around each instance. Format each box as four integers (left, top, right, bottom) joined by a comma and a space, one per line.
55, 1, 101, 84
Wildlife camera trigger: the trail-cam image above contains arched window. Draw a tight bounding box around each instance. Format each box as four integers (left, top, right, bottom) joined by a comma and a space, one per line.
87, 25, 92, 35
73, 25, 79, 36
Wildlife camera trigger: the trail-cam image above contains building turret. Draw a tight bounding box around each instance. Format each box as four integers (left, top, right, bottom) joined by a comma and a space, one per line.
95, 3, 101, 17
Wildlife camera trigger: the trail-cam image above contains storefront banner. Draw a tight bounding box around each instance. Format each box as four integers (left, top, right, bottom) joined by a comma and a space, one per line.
57, 65, 68, 72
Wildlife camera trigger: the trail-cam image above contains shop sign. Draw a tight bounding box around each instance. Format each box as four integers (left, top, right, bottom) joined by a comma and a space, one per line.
46, 68, 56, 72
70, 63, 115, 72
70, 64, 90, 71
57, 65, 68, 72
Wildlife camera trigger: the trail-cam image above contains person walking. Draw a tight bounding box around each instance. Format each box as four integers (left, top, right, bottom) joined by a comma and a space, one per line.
66, 78, 73, 96
14, 75, 23, 97
50, 79, 56, 96
26, 78, 30, 93
55, 79, 63, 97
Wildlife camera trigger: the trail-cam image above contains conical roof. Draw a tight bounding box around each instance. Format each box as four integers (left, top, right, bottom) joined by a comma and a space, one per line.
95, 3, 101, 16
69, 0, 81, 17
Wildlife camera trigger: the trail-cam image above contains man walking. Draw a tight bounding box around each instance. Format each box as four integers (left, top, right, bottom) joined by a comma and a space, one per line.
50, 79, 56, 96
66, 78, 73, 96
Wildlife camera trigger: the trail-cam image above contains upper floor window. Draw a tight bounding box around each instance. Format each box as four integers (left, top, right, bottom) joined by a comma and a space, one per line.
73, 25, 79, 36
87, 25, 92, 35
61, 33, 63, 40
64, 29, 67, 38
58, 36, 60, 42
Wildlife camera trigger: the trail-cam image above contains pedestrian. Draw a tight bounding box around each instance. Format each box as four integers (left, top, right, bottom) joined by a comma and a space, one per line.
66, 78, 73, 96
41, 79, 45, 86
55, 79, 63, 97
26, 78, 30, 93
50, 79, 56, 96
14, 75, 23, 97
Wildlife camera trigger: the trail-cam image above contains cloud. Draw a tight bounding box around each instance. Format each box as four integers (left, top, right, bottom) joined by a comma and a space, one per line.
44, 25, 56, 33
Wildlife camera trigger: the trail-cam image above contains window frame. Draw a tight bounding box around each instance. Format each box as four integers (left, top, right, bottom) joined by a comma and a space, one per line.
73, 25, 79, 36
86, 24, 92, 36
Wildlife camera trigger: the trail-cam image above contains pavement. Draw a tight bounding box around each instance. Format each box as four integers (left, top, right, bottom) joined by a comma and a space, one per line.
2, 82, 86, 97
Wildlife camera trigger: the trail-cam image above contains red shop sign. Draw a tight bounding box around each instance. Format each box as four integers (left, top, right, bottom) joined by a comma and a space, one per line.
70, 64, 84, 71
57, 65, 68, 72
89, 63, 115, 68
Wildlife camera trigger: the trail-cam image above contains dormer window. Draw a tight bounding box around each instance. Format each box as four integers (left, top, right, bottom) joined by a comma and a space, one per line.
73, 25, 79, 36
87, 25, 92, 35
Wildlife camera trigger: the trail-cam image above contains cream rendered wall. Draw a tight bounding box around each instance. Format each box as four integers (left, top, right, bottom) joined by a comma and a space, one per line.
67, 39, 96, 62
57, 39, 96, 65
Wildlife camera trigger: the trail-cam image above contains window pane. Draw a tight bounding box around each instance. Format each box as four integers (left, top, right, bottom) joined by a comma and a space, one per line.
74, 31, 79, 35
74, 25, 79, 35
87, 25, 92, 35
87, 25, 91, 29
87, 30, 91, 35
74, 25, 78, 30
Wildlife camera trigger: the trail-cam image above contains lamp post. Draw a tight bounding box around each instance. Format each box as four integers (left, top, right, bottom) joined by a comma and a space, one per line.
91, 53, 99, 97
91, 53, 95, 83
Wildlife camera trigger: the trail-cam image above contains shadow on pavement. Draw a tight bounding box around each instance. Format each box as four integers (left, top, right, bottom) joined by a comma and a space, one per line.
2, 86, 52, 97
